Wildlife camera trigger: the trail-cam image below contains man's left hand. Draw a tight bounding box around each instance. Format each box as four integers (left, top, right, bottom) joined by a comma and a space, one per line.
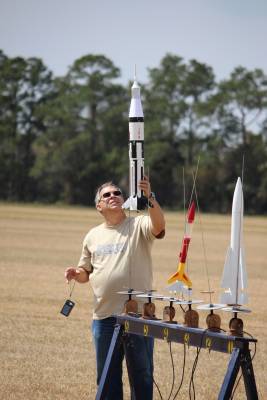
139, 176, 151, 198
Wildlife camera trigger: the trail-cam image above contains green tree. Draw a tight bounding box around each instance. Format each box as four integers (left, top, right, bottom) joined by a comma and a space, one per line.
209, 67, 267, 146
32, 55, 127, 204
143, 55, 216, 206
0, 51, 53, 200
222, 134, 267, 214
179, 59, 215, 165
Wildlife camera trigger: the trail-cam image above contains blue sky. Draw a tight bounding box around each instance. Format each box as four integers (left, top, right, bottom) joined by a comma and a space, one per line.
1, 0, 267, 84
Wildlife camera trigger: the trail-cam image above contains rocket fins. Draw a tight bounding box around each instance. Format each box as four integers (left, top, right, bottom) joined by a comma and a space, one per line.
237, 291, 248, 305
239, 245, 247, 290
122, 196, 137, 211
167, 264, 192, 288
167, 281, 184, 292
182, 272, 192, 288
167, 271, 180, 285
122, 195, 148, 211
220, 290, 234, 305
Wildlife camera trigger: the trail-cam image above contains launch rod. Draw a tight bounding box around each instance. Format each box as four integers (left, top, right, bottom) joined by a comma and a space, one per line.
187, 156, 200, 213
193, 177, 212, 303
236, 160, 245, 305
235, 191, 245, 306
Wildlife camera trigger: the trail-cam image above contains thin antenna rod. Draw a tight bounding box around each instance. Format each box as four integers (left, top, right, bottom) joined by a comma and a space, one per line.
147, 166, 150, 210
188, 156, 200, 209
181, 166, 188, 288
237, 155, 245, 304
235, 210, 242, 305
134, 64, 137, 81
184, 157, 200, 290
241, 154, 245, 185
193, 175, 212, 304
128, 208, 132, 289
182, 167, 186, 234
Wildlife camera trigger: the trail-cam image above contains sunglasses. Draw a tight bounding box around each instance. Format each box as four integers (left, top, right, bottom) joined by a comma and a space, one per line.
101, 190, 122, 199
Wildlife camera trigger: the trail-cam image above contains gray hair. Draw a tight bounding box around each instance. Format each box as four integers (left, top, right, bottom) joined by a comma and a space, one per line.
94, 182, 122, 206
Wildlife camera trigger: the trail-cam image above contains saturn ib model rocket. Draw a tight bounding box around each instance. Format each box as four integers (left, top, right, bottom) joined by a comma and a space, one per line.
122, 73, 147, 211
220, 178, 248, 305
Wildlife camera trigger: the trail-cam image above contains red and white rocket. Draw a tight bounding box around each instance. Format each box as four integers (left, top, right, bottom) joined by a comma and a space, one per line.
167, 202, 195, 288
122, 73, 147, 211
220, 178, 248, 305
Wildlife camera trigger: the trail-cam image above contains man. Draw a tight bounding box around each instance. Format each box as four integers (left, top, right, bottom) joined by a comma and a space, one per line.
65, 176, 165, 399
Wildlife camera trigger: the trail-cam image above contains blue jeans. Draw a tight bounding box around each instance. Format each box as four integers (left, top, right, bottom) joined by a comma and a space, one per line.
92, 317, 154, 400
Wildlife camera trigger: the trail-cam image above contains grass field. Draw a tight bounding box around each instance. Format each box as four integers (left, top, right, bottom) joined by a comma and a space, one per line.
0, 203, 266, 399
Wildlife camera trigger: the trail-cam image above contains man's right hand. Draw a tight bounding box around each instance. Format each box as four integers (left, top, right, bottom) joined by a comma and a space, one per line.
65, 267, 80, 283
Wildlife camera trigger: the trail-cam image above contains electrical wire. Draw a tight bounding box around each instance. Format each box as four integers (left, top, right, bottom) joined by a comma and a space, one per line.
189, 348, 198, 400
179, 304, 186, 314
152, 374, 164, 400
172, 343, 187, 400
167, 341, 175, 400
144, 337, 163, 400
188, 327, 228, 399
188, 329, 208, 400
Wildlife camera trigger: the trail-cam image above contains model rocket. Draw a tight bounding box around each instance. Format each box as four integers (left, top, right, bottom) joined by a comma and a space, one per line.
122, 72, 147, 211
220, 178, 248, 305
167, 202, 195, 288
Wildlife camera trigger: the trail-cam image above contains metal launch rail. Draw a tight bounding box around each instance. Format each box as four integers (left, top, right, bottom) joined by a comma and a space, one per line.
95, 314, 258, 400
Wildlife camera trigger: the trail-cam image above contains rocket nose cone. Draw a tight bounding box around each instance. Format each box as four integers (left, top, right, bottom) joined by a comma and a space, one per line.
232, 177, 243, 213
129, 99, 144, 118
236, 177, 242, 189
234, 177, 243, 196
129, 77, 143, 118
132, 79, 139, 89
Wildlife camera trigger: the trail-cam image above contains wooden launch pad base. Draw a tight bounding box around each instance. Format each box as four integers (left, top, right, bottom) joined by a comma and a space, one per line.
229, 316, 244, 336
124, 299, 138, 315
206, 312, 221, 332
163, 305, 177, 324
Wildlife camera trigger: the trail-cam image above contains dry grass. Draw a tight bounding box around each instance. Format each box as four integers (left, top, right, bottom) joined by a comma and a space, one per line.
0, 203, 266, 399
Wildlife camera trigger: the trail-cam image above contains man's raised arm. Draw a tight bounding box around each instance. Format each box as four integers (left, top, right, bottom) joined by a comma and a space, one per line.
139, 176, 165, 238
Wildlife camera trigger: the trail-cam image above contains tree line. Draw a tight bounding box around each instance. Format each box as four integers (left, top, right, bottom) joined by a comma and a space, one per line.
0, 50, 267, 213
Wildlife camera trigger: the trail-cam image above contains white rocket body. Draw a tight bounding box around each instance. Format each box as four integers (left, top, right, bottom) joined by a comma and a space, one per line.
123, 78, 147, 210
220, 178, 248, 305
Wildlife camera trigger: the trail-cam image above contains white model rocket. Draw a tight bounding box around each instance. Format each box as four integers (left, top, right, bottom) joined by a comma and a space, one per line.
122, 72, 147, 211
220, 177, 248, 305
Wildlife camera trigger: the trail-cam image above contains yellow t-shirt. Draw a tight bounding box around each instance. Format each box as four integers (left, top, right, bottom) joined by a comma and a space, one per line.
78, 215, 156, 319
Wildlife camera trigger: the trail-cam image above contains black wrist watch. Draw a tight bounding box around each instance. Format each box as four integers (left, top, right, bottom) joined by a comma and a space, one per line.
149, 192, 156, 202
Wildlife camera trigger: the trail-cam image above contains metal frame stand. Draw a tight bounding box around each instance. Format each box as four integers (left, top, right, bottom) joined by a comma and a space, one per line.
95, 324, 124, 400
95, 315, 258, 400
219, 345, 258, 399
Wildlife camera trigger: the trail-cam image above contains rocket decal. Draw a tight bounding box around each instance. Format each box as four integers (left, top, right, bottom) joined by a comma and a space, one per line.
122, 74, 147, 211
220, 178, 248, 305
167, 202, 195, 288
